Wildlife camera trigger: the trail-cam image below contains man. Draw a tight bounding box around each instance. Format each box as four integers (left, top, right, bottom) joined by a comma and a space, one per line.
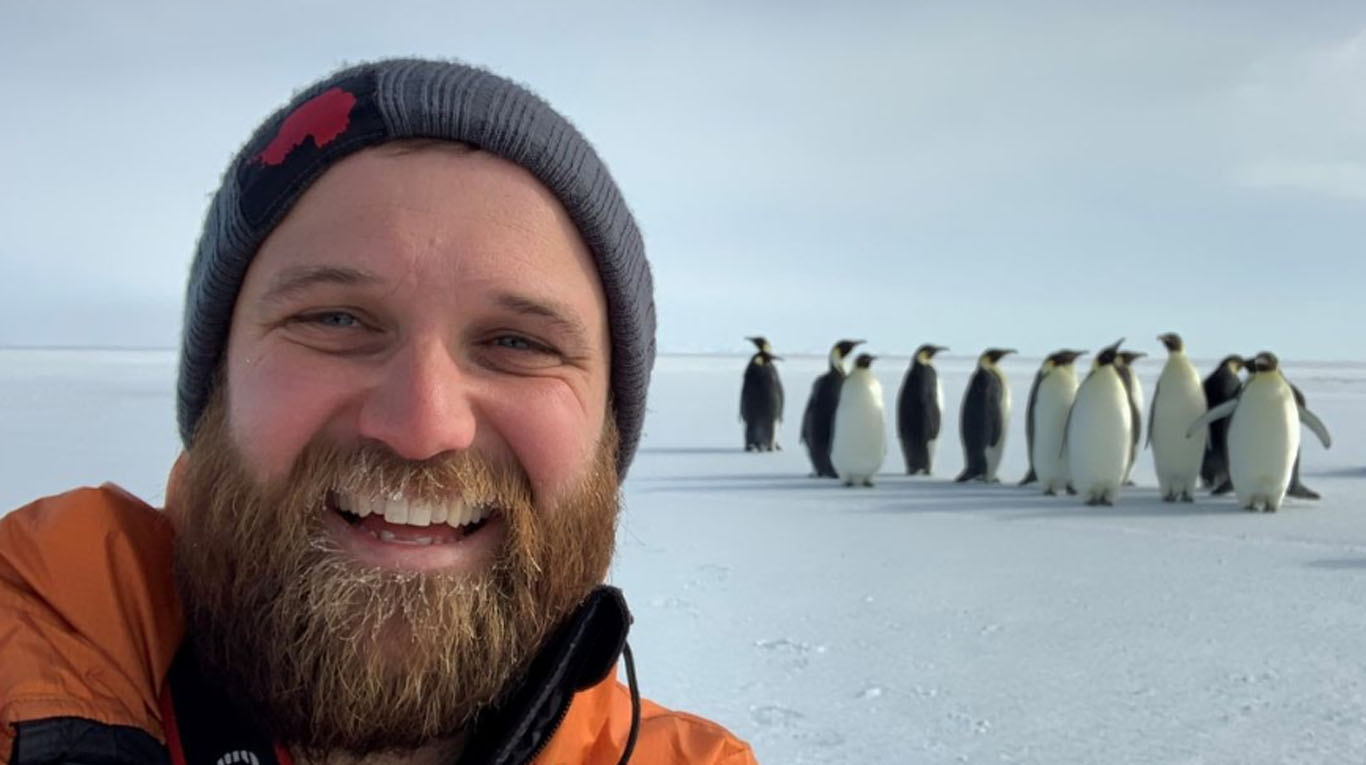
0, 58, 755, 764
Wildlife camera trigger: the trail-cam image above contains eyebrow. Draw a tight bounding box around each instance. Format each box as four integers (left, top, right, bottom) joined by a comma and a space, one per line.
260, 265, 383, 305
494, 292, 594, 351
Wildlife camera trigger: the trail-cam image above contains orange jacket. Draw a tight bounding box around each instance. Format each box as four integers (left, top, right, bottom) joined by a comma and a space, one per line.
0, 485, 755, 764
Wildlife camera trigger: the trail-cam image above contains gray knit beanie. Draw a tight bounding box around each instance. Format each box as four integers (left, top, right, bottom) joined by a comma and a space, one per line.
177, 58, 654, 475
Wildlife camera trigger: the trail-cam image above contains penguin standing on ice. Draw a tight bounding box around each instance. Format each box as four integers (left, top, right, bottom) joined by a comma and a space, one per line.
897, 344, 947, 475
1200, 355, 1245, 493
801, 339, 864, 478
1116, 350, 1147, 486
1066, 339, 1133, 506
1148, 333, 1207, 502
740, 336, 784, 452
1186, 351, 1332, 512
832, 354, 887, 487
1020, 349, 1086, 494
956, 348, 1015, 483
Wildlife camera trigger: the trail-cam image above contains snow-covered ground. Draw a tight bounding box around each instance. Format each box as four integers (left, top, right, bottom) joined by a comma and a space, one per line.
3, 348, 1365, 764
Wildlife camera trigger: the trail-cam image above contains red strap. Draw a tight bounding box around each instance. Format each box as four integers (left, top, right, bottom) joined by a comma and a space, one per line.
157, 683, 189, 765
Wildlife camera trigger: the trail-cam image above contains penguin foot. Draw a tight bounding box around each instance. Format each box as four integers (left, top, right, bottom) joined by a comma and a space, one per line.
1123, 480, 1136, 487
862, 479, 875, 488
1044, 489, 1057, 497
1066, 484, 1077, 496
1161, 494, 1176, 503
843, 480, 855, 488
1287, 484, 1320, 500
1211, 480, 1234, 496
1180, 492, 1195, 503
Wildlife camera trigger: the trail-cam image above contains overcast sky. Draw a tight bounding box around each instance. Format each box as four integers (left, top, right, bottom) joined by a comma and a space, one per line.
2, 1, 1364, 361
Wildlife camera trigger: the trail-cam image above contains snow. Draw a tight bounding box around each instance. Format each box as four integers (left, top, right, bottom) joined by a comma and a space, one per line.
3, 348, 1366, 763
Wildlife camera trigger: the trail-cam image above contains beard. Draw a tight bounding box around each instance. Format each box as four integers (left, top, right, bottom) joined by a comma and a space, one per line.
172, 388, 620, 757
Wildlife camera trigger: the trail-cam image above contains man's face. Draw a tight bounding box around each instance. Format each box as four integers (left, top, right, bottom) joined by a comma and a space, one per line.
226, 143, 612, 570
172, 144, 621, 754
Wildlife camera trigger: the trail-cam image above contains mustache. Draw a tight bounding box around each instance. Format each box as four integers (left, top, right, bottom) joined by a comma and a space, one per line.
269, 435, 536, 523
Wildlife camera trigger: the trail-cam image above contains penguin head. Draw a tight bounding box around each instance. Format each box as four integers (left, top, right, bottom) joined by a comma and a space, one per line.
1218, 354, 1245, 374
746, 336, 772, 354
1157, 333, 1184, 353
1117, 350, 1147, 367
853, 353, 877, 370
1248, 351, 1280, 374
980, 348, 1016, 366
915, 343, 948, 363
1045, 349, 1087, 369
1095, 338, 1125, 367
834, 339, 865, 358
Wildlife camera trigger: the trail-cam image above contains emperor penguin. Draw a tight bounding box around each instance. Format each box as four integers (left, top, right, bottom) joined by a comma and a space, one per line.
801, 339, 864, 478
1200, 355, 1245, 493
1116, 350, 1147, 486
955, 348, 1016, 483
896, 344, 947, 475
1186, 352, 1332, 512
832, 354, 887, 487
1066, 339, 1133, 506
740, 336, 784, 452
1148, 333, 1208, 502
1021, 349, 1087, 495
1235, 363, 1321, 500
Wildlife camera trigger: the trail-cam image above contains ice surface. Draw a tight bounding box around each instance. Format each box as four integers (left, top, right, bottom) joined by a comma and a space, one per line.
3, 349, 1365, 764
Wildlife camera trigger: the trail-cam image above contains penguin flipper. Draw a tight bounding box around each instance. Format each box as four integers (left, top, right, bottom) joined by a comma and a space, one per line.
1186, 400, 1237, 439
1298, 406, 1333, 449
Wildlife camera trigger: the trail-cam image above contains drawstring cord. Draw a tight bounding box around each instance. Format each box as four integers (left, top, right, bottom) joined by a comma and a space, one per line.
617, 641, 641, 765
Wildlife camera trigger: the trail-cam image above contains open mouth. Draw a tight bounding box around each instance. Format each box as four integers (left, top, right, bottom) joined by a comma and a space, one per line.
326, 489, 496, 546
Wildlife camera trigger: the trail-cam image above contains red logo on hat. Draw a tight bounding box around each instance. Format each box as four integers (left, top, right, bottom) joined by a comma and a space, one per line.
257, 87, 357, 166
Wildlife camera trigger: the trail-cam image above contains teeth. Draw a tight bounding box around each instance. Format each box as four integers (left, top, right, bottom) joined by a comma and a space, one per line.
383, 500, 409, 525
446, 504, 470, 528
407, 502, 432, 527
378, 529, 397, 542
338, 492, 492, 529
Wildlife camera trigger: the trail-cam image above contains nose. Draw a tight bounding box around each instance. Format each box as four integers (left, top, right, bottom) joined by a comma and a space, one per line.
356, 338, 477, 460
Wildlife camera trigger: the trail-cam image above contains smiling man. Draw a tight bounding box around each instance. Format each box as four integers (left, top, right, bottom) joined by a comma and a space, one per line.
0, 59, 754, 765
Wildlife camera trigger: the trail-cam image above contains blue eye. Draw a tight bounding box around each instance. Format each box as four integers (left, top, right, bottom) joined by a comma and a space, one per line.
309, 311, 362, 328
494, 335, 535, 351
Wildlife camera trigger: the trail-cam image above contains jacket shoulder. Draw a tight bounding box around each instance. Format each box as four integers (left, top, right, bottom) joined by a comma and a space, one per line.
536, 674, 756, 764
0, 485, 183, 754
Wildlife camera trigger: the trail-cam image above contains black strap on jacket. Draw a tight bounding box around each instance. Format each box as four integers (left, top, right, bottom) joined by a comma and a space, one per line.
160, 585, 634, 765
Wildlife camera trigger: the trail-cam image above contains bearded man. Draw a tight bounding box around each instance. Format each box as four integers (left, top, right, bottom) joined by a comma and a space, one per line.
0, 58, 754, 765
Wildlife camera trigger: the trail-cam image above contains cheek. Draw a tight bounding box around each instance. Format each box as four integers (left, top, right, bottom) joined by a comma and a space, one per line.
484, 383, 605, 500
227, 348, 357, 482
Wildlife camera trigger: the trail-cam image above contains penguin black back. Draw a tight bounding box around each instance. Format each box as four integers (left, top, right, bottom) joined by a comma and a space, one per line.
1200, 355, 1245, 490
955, 348, 1014, 483
897, 344, 946, 475
740, 336, 784, 451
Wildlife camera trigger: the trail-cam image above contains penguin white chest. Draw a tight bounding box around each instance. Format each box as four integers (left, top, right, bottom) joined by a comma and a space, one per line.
985, 370, 1011, 480
1228, 377, 1299, 509
1067, 367, 1132, 501
1151, 356, 1207, 497
832, 371, 887, 482
1033, 369, 1078, 491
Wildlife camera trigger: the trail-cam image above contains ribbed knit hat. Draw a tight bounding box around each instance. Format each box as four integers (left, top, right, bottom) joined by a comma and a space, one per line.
177, 58, 654, 475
